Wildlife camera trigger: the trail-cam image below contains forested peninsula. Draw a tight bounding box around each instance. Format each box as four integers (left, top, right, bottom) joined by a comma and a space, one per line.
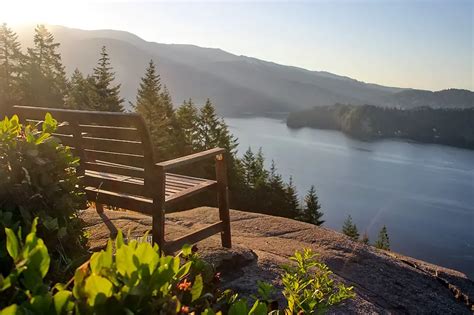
287, 104, 474, 149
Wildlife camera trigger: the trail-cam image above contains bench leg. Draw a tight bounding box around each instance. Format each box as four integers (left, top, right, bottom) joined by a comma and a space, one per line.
96, 203, 104, 214
152, 207, 165, 253
152, 170, 166, 253
216, 154, 232, 248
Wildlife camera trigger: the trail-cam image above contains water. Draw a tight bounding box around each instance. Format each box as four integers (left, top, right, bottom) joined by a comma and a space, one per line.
226, 117, 474, 279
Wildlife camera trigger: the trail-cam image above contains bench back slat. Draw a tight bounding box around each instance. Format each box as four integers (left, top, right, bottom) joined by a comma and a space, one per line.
13, 105, 156, 199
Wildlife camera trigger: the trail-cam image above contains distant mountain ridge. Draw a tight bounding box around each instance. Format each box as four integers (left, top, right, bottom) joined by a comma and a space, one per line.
14, 25, 474, 115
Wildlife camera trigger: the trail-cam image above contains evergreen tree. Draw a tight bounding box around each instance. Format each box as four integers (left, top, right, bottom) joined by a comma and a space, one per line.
299, 185, 324, 226
284, 176, 300, 218
361, 232, 370, 245
0, 23, 23, 114
267, 160, 288, 213
375, 225, 390, 250
92, 46, 124, 112
342, 215, 359, 240
133, 60, 175, 160
196, 98, 238, 155
65, 69, 96, 110
175, 98, 199, 154
20, 25, 67, 108
241, 147, 268, 189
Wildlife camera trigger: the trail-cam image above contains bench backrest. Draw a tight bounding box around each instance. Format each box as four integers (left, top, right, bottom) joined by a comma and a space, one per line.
13, 106, 156, 198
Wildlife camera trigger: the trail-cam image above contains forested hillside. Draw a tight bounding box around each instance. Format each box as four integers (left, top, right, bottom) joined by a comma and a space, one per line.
0, 23, 325, 224
287, 104, 474, 149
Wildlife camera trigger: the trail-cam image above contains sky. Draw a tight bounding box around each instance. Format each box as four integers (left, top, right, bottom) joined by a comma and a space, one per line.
1, 0, 473, 91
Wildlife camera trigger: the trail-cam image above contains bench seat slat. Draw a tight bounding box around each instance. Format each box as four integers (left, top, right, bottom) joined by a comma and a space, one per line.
84, 170, 217, 204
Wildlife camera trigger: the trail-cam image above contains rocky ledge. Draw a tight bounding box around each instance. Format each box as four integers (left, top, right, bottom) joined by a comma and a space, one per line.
80, 207, 473, 314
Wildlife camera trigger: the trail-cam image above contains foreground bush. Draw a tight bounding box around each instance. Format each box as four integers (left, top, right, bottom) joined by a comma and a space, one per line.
0, 220, 354, 314
0, 114, 87, 280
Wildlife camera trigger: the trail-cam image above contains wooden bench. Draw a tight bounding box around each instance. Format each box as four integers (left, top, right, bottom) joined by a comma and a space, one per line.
13, 105, 232, 253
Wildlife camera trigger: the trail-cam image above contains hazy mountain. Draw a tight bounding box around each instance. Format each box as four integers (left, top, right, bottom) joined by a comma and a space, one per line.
14, 25, 473, 115
382, 89, 474, 109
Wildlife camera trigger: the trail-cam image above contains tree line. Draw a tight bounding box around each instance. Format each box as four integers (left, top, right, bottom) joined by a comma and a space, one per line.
0, 23, 325, 225
287, 103, 474, 149
342, 215, 390, 250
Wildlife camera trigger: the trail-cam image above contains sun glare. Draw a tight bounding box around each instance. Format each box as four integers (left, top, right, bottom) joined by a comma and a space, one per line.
1, 0, 91, 28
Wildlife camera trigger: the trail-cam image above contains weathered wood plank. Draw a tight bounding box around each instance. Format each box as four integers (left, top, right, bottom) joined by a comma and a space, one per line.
165, 180, 217, 205
84, 162, 145, 178
215, 153, 232, 248
164, 222, 225, 253
81, 137, 144, 155
85, 188, 153, 214
156, 148, 225, 170
82, 150, 145, 168
84, 174, 147, 197
13, 105, 141, 128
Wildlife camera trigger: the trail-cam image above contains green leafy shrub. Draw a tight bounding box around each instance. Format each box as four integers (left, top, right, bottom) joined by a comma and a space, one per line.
0, 221, 354, 315
281, 249, 355, 314
0, 114, 87, 280
0, 222, 228, 315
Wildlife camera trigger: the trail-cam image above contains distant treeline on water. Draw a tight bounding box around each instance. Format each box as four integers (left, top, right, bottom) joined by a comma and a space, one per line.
287, 104, 474, 149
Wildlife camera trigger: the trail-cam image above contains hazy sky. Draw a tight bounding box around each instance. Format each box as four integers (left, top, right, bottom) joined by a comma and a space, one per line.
1, 0, 473, 90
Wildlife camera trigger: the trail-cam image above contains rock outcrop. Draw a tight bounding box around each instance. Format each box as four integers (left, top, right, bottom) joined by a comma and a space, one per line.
80, 207, 473, 314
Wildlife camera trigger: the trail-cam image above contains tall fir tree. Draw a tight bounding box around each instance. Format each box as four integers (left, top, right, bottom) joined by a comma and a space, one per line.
196, 98, 238, 155
267, 160, 288, 213
133, 60, 175, 160
299, 185, 324, 226
92, 46, 124, 112
0, 23, 23, 114
342, 215, 359, 240
175, 98, 199, 154
20, 25, 67, 108
285, 176, 300, 218
65, 68, 97, 110
375, 225, 390, 250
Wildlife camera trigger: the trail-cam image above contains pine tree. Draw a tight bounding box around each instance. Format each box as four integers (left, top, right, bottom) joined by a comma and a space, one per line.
0, 23, 23, 114
342, 215, 359, 240
284, 176, 300, 218
196, 98, 239, 155
241, 147, 257, 188
375, 225, 390, 250
361, 232, 370, 245
92, 46, 124, 112
175, 98, 199, 154
299, 185, 324, 226
65, 68, 96, 110
20, 25, 67, 108
133, 60, 175, 160
267, 160, 287, 213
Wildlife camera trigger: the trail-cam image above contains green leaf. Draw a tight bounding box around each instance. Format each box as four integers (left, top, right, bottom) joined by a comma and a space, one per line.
5, 228, 19, 260
84, 274, 113, 306
180, 244, 193, 257
191, 274, 203, 302
29, 294, 53, 314
134, 242, 159, 273
90, 247, 113, 275
115, 244, 137, 279
53, 290, 73, 314
228, 299, 248, 315
202, 308, 216, 315
248, 301, 268, 315
116, 230, 124, 248
0, 304, 20, 315
175, 261, 192, 280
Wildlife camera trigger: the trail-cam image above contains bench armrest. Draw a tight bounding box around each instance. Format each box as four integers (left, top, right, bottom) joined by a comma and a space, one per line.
155, 148, 225, 171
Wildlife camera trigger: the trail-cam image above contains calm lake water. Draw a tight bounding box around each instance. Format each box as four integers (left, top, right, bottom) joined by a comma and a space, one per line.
225, 117, 474, 279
